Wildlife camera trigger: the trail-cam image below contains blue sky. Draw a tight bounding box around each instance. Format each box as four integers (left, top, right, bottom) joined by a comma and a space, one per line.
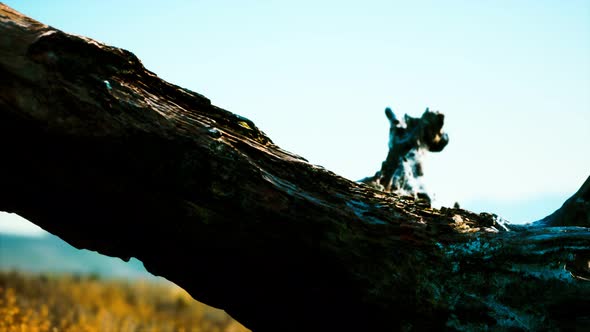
1, 0, 589, 234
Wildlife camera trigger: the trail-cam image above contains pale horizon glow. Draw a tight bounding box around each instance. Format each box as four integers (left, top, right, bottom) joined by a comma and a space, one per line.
1, 0, 588, 234
0, 213, 47, 237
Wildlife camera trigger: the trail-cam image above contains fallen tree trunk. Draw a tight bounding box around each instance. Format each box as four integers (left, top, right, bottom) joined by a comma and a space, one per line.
1, 4, 589, 331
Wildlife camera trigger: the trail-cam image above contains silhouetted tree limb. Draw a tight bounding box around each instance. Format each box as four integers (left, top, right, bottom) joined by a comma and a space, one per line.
1, 5, 589, 331
535, 176, 590, 228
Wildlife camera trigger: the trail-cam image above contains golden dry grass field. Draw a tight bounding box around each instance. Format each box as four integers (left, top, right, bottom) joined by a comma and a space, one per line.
0, 271, 250, 332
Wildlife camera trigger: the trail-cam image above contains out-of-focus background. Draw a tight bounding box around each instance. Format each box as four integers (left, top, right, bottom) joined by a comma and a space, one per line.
1, 1, 588, 331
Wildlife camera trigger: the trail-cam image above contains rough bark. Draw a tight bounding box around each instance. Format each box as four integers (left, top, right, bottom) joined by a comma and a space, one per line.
1, 4, 589, 331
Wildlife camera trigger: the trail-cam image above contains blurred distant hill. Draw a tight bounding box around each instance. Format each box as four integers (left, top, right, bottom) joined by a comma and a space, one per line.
0, 232, 159, 280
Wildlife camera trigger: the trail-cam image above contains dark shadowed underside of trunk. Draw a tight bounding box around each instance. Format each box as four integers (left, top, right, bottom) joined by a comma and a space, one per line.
1, 5, 589, 331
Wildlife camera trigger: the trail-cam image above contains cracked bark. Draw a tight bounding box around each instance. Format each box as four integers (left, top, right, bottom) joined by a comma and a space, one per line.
1, 4, 589, 331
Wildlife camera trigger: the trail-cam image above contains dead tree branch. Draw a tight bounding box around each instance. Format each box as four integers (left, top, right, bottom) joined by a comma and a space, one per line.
1, 5, 589, 331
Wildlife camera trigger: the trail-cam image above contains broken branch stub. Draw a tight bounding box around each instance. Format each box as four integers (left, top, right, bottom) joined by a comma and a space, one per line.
360, 107, 449, 205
